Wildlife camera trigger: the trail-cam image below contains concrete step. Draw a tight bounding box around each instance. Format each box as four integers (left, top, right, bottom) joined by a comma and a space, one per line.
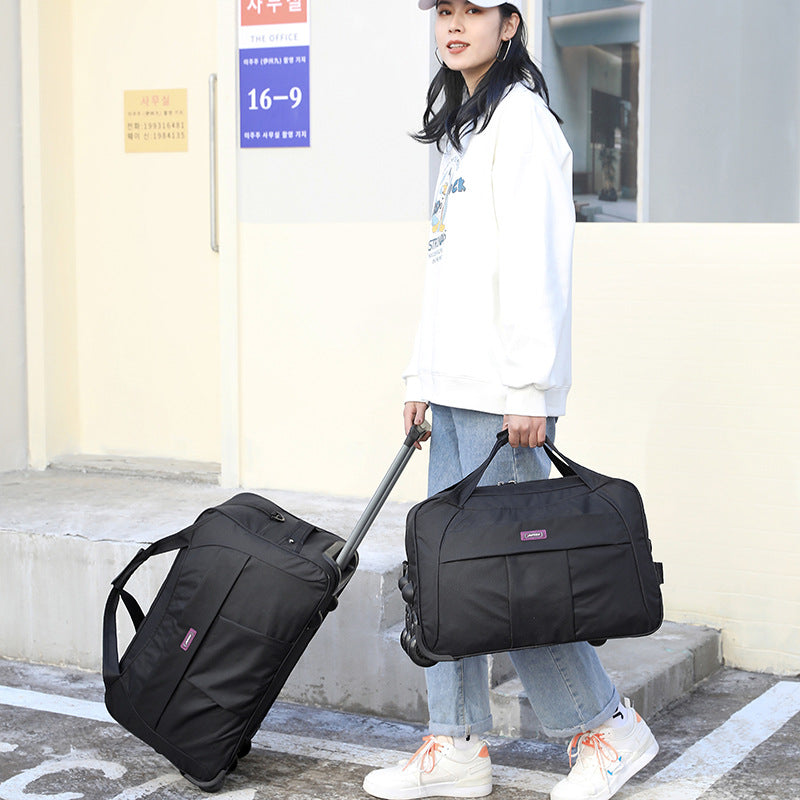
490, 622, 722, 738
0, 467, 721, 733
0, 467, 422, 719
280, 592, 427, 723
48, 454, 222, 484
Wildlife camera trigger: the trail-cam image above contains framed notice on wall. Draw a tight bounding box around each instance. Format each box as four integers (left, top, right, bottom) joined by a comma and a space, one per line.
124, 89, 188, 153
239, 0, 310, 148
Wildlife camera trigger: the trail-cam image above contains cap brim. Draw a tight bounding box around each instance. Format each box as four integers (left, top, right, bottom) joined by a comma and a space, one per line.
419, 0, 506, 8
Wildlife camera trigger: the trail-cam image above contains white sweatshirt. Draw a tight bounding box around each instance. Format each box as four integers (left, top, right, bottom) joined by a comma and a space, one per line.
404, 83, 575, 418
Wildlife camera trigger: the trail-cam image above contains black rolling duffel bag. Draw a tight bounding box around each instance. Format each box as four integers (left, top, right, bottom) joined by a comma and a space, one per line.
400, 432, 664, 667
103, 424, 428, 792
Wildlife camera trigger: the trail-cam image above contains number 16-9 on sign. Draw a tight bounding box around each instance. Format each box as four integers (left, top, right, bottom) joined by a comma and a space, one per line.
240, 46, 310, 148
247, 86, 303, 111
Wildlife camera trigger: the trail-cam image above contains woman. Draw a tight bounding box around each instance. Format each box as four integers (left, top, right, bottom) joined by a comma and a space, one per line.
362, 2, 658, 800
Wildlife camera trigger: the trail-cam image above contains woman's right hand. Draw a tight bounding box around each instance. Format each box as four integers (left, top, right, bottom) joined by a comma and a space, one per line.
404, 402, 431, 450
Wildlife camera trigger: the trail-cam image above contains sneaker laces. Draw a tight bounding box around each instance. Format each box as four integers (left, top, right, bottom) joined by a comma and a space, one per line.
567, 731, 621, 782
403, 735, 444, 775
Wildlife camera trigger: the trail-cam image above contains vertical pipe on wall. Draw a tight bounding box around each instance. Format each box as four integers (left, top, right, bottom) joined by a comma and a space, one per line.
209, 73, 219, 253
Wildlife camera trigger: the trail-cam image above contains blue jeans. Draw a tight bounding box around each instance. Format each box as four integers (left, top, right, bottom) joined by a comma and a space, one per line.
424, 404, 620, 739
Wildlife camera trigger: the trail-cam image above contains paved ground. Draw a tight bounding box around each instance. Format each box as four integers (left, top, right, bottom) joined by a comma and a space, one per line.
1, 659, 799, 800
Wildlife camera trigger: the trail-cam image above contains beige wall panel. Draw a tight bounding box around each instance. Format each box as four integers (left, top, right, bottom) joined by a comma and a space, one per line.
238, 220, 431, 502
239, 218, 800, 676
0, 0, 27, 470
71, 1, 220, 461
560, 223, 800, 674
26, 0, 81, 460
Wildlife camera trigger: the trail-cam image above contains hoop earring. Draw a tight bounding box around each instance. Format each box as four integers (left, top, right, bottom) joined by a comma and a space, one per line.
496, 39, 511, 62
434, 47, 446, 68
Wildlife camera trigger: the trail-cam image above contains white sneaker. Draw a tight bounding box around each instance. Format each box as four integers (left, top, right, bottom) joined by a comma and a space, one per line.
362, 735, 493, 800
550, 699, 658, 800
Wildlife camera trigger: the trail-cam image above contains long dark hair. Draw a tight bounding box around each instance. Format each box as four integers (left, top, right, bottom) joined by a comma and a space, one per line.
413, 3, 561, 152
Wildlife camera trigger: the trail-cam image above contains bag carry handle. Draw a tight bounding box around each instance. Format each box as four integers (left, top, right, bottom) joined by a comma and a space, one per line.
454, 431, 608, 506
102, 527, 193, 685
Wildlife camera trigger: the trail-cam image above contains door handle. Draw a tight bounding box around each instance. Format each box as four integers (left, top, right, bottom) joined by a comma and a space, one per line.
209, 73, 219, 253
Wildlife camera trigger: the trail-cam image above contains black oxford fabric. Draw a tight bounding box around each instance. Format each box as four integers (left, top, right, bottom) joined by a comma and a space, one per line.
400, 434, 664, 665
103, 493, 355, 788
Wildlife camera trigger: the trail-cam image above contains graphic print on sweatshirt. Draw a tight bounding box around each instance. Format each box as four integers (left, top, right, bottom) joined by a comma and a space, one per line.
429, 148, 466, 263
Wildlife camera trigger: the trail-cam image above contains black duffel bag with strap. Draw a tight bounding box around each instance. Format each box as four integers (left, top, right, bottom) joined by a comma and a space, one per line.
400, 432, 664, 666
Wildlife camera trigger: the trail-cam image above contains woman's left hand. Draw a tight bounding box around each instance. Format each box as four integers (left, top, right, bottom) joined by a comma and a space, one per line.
503, 415, 546, 448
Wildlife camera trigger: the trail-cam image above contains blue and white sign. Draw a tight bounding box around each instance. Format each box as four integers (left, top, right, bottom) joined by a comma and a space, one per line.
239, 0, 310, 148
240, 47, 310, 147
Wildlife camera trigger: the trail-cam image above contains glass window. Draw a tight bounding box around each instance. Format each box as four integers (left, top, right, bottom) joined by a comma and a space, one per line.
542, 1, 642, 222
572, 44, 638, 221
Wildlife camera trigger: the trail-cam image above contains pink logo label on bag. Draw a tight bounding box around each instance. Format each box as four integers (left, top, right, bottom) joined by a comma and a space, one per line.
180, 628, 197, 651
521, 530, 547, 541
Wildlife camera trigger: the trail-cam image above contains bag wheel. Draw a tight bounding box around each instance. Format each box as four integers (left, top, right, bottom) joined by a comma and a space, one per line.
181, 768, 227, 793
408, 635, 437, 668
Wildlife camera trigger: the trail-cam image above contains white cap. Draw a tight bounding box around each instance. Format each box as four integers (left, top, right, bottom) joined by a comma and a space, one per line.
418, 0, 506, 9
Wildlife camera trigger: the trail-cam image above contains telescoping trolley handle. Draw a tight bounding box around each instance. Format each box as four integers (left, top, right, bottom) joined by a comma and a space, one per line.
335, 421, 430, 570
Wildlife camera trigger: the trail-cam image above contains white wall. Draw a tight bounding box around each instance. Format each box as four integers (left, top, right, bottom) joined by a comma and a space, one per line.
0, 0, 27, 471
647, 0, 800, 222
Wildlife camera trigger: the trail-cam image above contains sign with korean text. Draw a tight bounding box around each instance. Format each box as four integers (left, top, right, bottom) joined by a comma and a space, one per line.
241, 0, 307, 26
124, 89, 188, 153
239, 0, 310, 148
